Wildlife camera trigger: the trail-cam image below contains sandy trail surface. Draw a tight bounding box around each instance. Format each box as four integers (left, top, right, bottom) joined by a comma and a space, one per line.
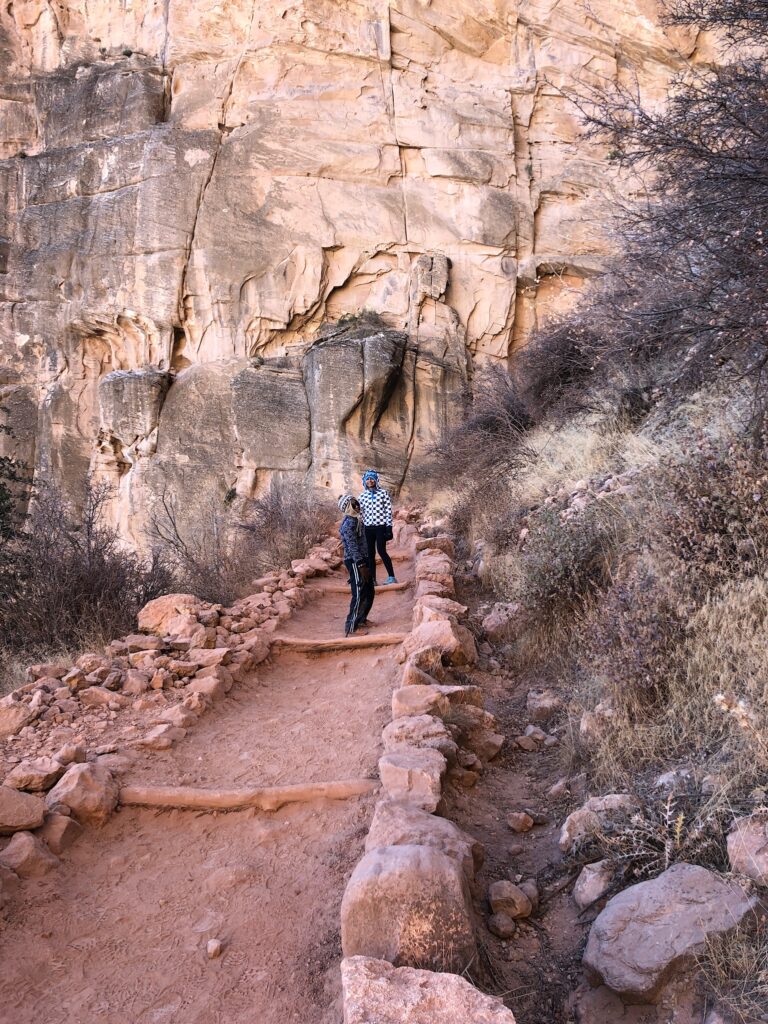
0, 559, 414, 1024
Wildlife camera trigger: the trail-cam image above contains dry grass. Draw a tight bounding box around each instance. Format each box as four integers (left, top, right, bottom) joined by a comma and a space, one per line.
697, 917, 768, 1024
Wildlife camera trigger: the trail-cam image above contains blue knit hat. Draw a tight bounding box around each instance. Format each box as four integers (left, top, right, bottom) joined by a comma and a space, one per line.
362, 469, 379, 486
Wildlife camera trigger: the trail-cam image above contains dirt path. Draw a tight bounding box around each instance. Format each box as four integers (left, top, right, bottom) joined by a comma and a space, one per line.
0, 559, 415, 1024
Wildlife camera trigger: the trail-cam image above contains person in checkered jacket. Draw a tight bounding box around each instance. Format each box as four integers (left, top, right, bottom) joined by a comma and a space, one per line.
358, 469, 397, 586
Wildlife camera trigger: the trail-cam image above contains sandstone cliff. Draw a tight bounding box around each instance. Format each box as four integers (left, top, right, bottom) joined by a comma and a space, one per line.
0, 0, 703, 543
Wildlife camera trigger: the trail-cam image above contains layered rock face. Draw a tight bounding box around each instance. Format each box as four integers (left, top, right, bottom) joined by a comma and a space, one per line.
0, 0, 701, 542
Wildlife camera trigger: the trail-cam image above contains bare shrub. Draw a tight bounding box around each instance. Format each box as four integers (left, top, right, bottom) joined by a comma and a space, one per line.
579, 790, 731, 884
154, 480, 336, 605
574, 442, 768, 787
506, 0, 768, 428
490, 499, 626, 659
239, 480, 337, 572
0, 484, 174, 654
429, 364, 535, 487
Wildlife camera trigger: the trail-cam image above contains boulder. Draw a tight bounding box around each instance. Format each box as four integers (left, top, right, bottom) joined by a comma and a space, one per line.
573, 860, 614, 911
341, 845, 477, 973
365, 799, 483, 881
379, 748, 447, 813
446, 705, 504, 762
436, 684, 484, 708
559, 795, 640, 854
492, 911, 522, 942
0, 786, 46, 834
414, 536, 456, 558
583, 862, 758, 1000
391, 686, 450, 720
188, 666, 232, 699
526, 689, 562, 725
0, 700, 38, 739
340, 956, 517, 1023
4, 756, 65, 792
39, 812, 83, 855
0, 831, 59, 878
45, 764, 118, 826
488, 880, 532, 919
53, 743, 86, 766
481, 603, 520, 643
122, 670, 151, 695
157, 704, 198, 729
401, 651, 445, 684
727, 813, 768, 885
399, 621, 476, 667
414, 552, 455, 590
382, 715, 457, 764
137, 593, 203, 635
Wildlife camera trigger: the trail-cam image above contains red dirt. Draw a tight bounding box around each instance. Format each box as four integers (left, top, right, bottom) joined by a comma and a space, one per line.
0, 562, 415, 1024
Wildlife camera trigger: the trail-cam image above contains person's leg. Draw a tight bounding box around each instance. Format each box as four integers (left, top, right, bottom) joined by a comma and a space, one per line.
357, 572, 375, 626
376, 528, 396, 579
345, 559, 362, 636
365, 526, 378, 582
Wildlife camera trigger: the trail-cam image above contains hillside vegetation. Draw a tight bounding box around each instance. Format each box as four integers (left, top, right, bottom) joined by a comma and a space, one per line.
432, 1, 768, 1016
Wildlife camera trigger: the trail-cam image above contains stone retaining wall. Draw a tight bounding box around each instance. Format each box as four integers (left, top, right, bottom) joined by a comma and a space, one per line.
338, 522, 517, 1022
0, 539, 343, 880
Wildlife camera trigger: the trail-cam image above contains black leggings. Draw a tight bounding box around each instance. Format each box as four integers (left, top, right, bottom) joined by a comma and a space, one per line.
344, 559, 375, 633
365, 525, 394, 581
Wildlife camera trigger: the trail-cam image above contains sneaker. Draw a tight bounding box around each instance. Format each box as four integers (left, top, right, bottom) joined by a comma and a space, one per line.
384, 576, 398, 585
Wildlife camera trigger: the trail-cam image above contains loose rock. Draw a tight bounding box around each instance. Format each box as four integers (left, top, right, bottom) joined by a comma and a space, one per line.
341, 845, 476, 973
0, 786, 46, 834
0, 831, 60, 877
583, 862, 757, 1000
573, 860, 614, 911
45, 763, 118, 826
341, 956, 517, 1023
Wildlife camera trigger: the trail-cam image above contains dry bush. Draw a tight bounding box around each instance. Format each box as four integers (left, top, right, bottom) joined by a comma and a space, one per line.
581, 790, 730, 884
239, 480, 336, 571
429, 364, 534, 488
0, 484, 174, 655
697, 917, 768, 1024
574, 442, 768, 789
154, 480, 336, 605
493, 499, 626, 656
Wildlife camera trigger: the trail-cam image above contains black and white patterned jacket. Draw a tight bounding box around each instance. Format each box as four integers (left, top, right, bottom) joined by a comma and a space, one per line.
358, 486, 393, 527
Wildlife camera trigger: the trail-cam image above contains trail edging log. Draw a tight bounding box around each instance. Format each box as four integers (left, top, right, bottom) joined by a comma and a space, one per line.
274, 634, 407, 652
119, 779, 379, 812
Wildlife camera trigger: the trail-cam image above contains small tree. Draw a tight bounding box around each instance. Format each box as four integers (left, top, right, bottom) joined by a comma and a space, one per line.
525, 0, 768, 426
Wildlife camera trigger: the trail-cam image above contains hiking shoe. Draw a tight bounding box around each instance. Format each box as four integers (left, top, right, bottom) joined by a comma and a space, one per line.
384, 576, 398, 585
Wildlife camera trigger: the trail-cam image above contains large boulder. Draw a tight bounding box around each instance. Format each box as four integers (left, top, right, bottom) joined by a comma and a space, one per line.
0, 831, 60, 878
0, 699, 38, 739
137, 593, 203, 635
45, 764, 118, 826
583, 863, 758, 1000
341, 845, 477, 973
727, 813, 768, 885
382, 715, 457, 764
379, 748, 447, 813
341, 956, 517, 1023
398, 621, 476, 668
0, 786, 46, 834
365, 799, 483, 882
391, 685, 450, 720
4, 756, 65, 792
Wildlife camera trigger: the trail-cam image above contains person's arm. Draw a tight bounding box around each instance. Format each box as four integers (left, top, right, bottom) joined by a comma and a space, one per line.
383, 490, 393, 525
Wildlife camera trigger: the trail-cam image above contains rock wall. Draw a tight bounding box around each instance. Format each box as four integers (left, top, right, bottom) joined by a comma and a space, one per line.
0, 0, 705, 542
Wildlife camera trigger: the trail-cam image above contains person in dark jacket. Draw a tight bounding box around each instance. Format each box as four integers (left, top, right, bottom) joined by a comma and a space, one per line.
338, 494, 375, 636
358, 469, 397, 586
